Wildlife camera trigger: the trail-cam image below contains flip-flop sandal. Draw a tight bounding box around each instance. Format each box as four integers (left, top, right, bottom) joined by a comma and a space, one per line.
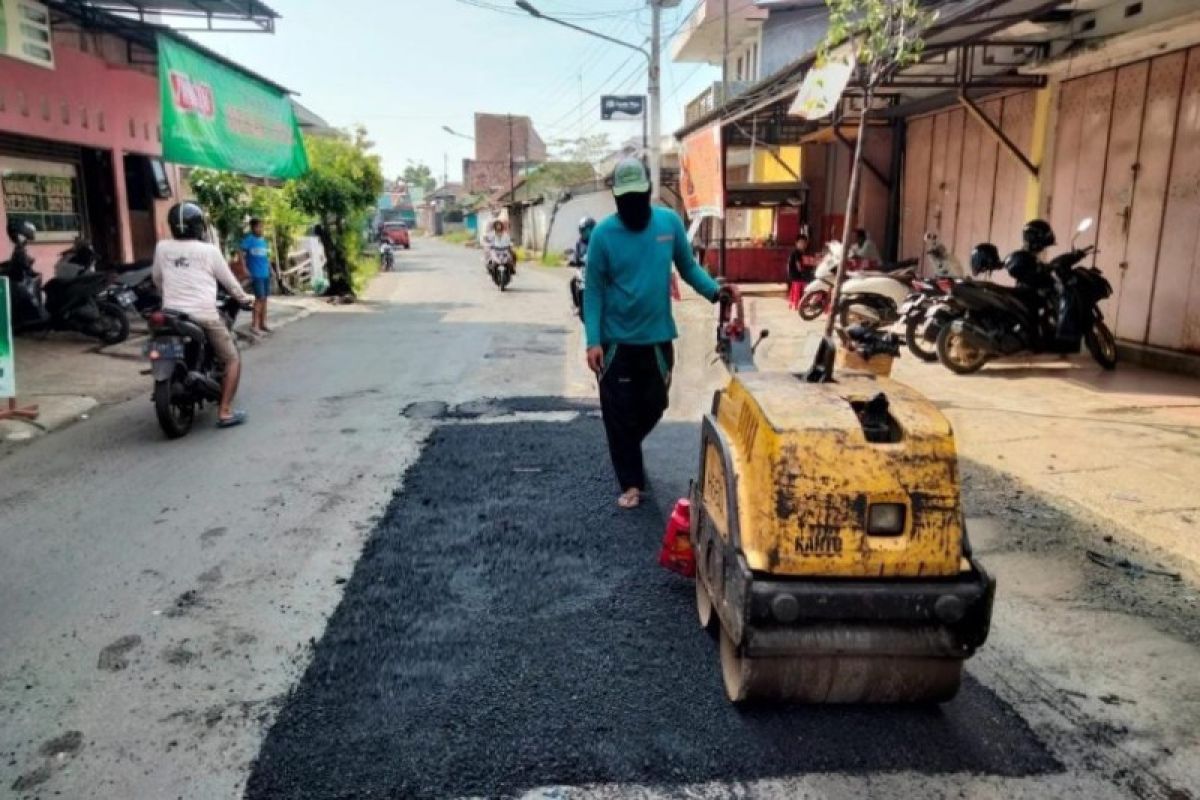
616, 490, 641, 509
217, 410, 248, 429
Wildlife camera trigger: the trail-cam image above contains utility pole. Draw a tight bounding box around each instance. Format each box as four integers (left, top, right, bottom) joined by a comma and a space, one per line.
507, 113, 515, 205
648, 0, 662, 201
722, 0, 730, 100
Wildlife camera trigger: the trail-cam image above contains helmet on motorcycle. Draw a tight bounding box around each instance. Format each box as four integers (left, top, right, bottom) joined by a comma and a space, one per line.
969, 243, 1001, 276
578, 216, 596, 238
1005, 249, 1042, 286
167, 201, 208, 241
1022, 219, 1056, 253
5, 219, 36, 245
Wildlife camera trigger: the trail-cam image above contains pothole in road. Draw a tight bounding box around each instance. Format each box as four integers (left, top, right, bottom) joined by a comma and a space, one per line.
248, 401, 1058, 799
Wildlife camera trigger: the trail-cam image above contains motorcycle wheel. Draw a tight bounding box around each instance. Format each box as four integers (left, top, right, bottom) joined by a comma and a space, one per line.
937, 324, 989, 375
905, 315, 939, 362
95, 301, 131, 345
798, 292, 827, 321
154, 379, 195, 439
1085, 319, 1118, 370
838, 299, 883, 329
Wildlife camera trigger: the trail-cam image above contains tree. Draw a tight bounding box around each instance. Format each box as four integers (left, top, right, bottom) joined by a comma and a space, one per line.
550, 134, 612, 166
819, 0, 934, 337
188, 169, 250, 255
290, 133, 384, 296
402, 163, 437, 193
522, 162, 595, 199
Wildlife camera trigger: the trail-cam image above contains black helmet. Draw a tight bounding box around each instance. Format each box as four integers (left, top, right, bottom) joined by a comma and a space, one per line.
970, 243, 1001, 276
1022, 219, 1055, 253
6, 219, 36, 245
167, 201, 208, 241
1005, 249, 1042, 286
579, 216, 596, 235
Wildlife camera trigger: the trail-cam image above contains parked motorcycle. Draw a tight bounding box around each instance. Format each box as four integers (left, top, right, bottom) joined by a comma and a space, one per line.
0, 225, 129, 345
899, 276, 956, 362
797, 243, 842, 321
487, 245, 514, 291
833, 257, 920, 328
56, 238, 160, 313
937, 218, 1116, 374
145, 292, 247, 438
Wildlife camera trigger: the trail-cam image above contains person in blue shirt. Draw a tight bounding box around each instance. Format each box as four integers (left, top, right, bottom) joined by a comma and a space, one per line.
240, 218, 272, 334
584, 158, 740, 509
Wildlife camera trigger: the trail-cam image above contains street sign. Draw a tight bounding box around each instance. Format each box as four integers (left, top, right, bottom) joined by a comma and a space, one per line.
0, 276, 15, 397
601, 95, 646, 121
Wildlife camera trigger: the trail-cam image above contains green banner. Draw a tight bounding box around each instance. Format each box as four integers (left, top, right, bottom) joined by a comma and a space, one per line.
157, 34, 308, 179
0, 277, 15, 398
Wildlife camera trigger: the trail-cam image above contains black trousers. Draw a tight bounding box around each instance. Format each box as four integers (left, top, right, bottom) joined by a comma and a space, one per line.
598, 342, 674, 491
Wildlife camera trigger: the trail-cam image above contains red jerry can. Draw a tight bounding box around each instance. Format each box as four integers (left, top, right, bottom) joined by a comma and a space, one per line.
658, 497, 695, 577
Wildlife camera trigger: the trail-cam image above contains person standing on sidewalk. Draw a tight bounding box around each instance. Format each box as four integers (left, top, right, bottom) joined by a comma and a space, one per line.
787, 233, 813, 310
584, 158, 740, 509
240, 218, 272, 334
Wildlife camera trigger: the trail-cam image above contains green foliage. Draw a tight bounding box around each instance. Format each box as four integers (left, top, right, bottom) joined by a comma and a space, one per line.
540, 250, 565, 267
442, 229, 474, 245
522, 162, 596, 199
549, 133, 612, 165
248, 184, 308, 273
290, 134, 384, 294
188, 168, 250, 254
402, 163, 437, 193
820, 0, 934, 89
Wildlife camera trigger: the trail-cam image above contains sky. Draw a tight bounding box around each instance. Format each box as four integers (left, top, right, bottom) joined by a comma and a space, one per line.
188, 0, 721, 184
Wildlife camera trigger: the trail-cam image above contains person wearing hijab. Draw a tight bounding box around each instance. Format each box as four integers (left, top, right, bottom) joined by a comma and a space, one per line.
583, 158, 740, 509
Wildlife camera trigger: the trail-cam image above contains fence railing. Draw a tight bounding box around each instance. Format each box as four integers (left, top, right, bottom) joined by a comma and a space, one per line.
278, 247, 313, 294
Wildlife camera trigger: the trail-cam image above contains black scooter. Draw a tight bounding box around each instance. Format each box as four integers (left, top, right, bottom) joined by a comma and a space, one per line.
145, 293, 247, 439
937, 219, 1116, 374
0, 228, 129, 345
57, 239, 159, 313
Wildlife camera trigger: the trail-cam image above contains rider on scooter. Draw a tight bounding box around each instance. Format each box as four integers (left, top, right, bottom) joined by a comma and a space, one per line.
152, 202, 254, 428
484, 218, 515, 276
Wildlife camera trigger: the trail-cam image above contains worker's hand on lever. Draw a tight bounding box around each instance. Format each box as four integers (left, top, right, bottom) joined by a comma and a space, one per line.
587, 346, 605, 376
717, 283, 742, 304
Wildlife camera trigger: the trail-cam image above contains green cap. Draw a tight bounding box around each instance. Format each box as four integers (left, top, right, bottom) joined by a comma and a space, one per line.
611, 157, 651, 196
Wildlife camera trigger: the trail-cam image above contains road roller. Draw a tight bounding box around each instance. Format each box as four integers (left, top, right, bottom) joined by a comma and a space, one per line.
690, 295, 995, 704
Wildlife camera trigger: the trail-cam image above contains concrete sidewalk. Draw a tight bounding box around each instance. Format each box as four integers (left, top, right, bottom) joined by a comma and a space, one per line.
663, 287, 1200, 581
0, 296, 317, 448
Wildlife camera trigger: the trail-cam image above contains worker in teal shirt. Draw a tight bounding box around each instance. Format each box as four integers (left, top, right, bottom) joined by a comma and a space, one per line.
584, 158, 740, 509
240, 218, 272, 334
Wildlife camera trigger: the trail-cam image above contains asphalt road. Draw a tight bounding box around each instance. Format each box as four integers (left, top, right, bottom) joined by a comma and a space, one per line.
2, 239, 1197, 799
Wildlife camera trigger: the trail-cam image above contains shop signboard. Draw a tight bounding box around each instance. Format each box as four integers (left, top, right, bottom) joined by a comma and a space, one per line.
679, 124, 723, 218
0, 277, 15, 398
0, 0, 54, 69
157, 34, 308, 180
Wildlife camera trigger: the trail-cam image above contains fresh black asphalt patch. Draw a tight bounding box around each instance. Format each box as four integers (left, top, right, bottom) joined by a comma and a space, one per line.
248, 399, 1059, 798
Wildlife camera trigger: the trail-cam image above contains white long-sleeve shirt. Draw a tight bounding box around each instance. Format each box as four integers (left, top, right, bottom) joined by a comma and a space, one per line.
152, 239, 251, 322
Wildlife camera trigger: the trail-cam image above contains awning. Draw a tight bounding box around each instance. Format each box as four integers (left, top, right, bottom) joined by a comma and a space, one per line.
725, 181, 808, 209
57, 0, 278, 31
674, 0, 1072, 145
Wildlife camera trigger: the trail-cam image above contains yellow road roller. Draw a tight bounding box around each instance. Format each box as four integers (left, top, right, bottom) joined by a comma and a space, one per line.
690, 297, 995, 703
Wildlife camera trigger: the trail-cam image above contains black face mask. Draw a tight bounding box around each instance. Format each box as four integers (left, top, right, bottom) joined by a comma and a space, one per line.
615, 190, 652, 232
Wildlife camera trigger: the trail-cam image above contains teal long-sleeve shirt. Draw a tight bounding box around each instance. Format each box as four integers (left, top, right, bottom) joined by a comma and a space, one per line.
583, 206, 721, 348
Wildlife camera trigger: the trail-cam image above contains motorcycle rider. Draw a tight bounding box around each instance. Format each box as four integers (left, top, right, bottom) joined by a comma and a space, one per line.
152, 202, 254, 428
484, 218, 515, 276
572, 216, 595, 265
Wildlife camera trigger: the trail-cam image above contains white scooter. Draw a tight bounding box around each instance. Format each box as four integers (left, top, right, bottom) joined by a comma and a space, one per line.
797, 243, 842, 321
